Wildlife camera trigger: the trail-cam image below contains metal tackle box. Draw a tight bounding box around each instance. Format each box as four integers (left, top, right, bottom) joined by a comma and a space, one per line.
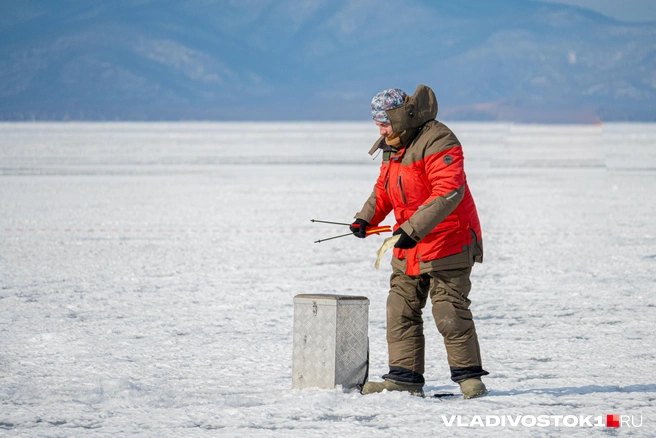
292, 294, 369, 390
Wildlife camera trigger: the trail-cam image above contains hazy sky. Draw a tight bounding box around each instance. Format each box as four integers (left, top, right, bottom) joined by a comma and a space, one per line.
537, 0, 656, 22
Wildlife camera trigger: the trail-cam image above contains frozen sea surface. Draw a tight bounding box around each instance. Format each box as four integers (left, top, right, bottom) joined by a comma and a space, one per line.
0, 122, 655, 437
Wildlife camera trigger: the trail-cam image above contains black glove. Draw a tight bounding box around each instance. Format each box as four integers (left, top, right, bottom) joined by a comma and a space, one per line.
350, 219, 369, 238
393, 228, 418, 249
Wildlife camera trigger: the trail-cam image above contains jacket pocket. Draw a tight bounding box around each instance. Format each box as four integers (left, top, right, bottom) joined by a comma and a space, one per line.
433, 217, 460, 234
417, 218, 463, 261
397, 175, 407, 204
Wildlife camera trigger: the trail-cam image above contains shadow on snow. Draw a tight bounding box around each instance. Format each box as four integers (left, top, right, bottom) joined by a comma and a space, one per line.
489, 384, 656, 397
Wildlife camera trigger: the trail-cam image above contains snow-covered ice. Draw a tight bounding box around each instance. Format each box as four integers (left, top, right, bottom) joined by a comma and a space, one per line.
1, 122, 655, 437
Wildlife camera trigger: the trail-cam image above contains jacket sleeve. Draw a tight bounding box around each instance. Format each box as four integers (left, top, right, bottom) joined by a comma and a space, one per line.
400, 141, 466, 241
355, 163, 393, 226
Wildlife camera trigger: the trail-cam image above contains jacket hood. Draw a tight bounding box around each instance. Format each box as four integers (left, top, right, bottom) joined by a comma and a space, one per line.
367, 84, 439, 155
387, 84, 438, 133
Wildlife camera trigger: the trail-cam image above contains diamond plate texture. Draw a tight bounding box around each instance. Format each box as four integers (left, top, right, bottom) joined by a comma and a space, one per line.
335, 302, 369, 387
292, 295, 369, 390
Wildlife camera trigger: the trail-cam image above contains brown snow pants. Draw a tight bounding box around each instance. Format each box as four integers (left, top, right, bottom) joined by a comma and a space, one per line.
385, 265, 488, 383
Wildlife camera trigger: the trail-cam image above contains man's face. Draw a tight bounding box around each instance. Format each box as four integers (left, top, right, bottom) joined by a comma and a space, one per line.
375, 121, 393, 137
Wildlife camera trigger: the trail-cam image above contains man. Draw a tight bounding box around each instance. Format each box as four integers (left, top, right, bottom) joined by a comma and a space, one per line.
351, 85, 488, 399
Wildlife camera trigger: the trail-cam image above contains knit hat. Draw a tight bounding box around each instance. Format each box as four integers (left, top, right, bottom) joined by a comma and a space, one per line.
371, 88, 408, 124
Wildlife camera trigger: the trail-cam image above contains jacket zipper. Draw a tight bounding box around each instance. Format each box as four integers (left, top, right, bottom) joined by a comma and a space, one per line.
397, 175, 407, 204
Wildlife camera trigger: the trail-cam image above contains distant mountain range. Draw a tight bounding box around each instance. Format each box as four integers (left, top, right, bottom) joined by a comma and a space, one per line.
1, 0, 655, 122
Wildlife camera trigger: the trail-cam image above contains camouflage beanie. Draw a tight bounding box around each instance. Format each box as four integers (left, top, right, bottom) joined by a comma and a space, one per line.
371, 88, 407, 124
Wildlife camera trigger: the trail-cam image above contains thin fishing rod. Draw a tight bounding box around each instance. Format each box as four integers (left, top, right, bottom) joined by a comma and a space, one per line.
310, 219, 352, 226
314, 226, 392, 243
314, 232, 355, 243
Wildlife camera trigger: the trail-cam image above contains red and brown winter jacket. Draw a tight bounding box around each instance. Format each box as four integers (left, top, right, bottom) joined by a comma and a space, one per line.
355, 85, 483, 276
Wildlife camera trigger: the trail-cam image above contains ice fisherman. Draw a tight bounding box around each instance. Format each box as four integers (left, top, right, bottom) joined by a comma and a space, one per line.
350, 85, 488, 399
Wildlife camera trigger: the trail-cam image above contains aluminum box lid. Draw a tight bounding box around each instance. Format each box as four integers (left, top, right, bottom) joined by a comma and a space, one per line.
293, 294, 369, 306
